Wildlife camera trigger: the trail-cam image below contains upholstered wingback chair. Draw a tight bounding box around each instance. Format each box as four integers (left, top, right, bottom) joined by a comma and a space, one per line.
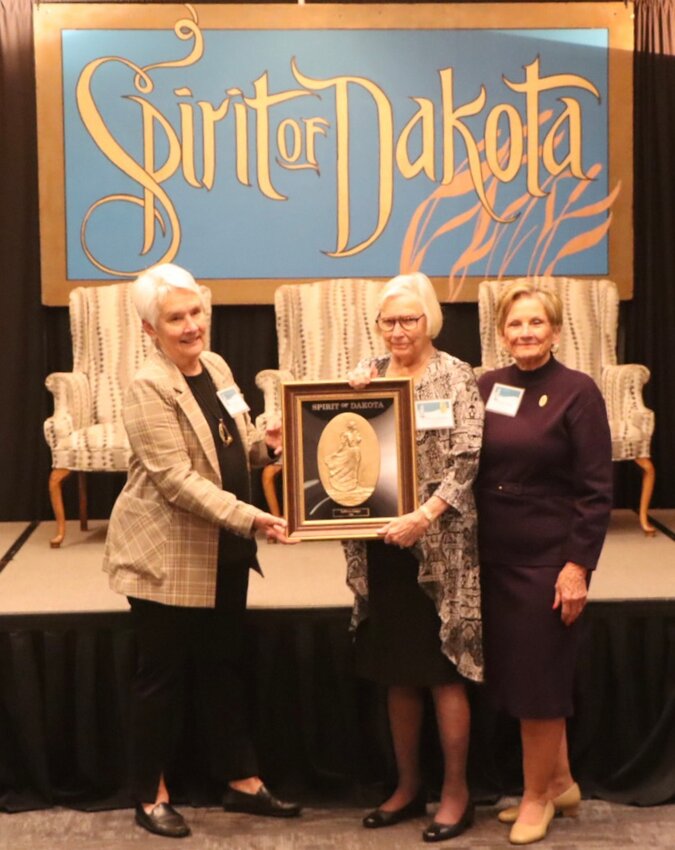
44, 282, 212, 547
478, 277, 656, 533
255, 278, 387, 514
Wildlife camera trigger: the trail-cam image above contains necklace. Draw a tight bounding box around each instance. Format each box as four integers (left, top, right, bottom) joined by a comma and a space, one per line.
185, 372, 234, 446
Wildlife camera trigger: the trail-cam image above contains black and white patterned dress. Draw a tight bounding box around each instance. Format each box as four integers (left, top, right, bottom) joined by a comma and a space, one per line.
344, 350, 485, 684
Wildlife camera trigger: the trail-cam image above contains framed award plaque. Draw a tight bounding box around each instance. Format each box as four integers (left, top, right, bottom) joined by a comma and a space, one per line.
281, 379, 418, 540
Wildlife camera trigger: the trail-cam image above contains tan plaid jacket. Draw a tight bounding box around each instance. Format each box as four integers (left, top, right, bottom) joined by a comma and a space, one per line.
103, 348, 269, 607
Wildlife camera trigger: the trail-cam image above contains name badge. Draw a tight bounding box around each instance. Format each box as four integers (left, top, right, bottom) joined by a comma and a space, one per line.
485, 383, 524, 417
217, 386, 250, 416
415, 399, 455, 430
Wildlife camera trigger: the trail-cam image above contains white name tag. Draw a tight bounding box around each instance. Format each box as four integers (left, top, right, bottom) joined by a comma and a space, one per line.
217, 386, 250, 416
485, 383, 524, 417
415, 399, 455, 430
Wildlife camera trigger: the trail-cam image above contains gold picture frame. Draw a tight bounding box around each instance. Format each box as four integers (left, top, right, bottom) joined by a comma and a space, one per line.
281, 379, 418, 540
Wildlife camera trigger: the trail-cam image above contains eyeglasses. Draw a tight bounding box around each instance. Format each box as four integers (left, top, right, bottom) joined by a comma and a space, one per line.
376, 314, 425, 332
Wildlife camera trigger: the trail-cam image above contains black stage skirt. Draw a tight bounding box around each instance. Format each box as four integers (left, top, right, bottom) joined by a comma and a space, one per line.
354, 540, 462, 688
481, 562, 588, 718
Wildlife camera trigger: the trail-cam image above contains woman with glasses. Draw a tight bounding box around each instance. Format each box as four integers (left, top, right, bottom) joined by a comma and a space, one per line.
103, 263, 300, 839
345, 272, 484, 843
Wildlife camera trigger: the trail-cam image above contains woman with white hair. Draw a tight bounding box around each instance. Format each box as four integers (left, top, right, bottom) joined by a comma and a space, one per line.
345, 272, 484, 843
104, 263, 300, 838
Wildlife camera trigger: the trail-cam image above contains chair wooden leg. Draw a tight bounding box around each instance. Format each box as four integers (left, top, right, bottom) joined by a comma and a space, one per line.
262, 464, 283, 517
634, 457, 656, 536
49, 468, 72, 548
78, 471, 89, 531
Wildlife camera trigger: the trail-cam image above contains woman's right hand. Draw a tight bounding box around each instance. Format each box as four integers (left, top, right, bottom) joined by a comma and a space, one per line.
347, 363, 378, 389
253, 512, 299, 544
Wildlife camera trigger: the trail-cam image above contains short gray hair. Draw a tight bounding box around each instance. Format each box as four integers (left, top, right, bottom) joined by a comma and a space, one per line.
131, 263, 202, 326
377, 272, 443, 339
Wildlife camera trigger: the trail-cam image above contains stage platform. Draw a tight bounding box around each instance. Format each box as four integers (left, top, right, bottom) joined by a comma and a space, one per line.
0, 511, 673, 813
0, 510, 673, 617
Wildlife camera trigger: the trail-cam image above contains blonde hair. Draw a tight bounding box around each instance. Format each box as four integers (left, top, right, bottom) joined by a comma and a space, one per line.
131, 263, 203, 326
377, 272, 443, 339
496, 281, 563, 334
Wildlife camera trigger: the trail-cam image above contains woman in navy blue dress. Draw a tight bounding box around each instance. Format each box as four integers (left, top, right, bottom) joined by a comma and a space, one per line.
476, 281, 612, 845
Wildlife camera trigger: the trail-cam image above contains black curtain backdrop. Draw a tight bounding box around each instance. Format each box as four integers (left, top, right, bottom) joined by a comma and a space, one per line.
0, 0, 673, 522
1, 602, 673, 812
628, 0, 675, 509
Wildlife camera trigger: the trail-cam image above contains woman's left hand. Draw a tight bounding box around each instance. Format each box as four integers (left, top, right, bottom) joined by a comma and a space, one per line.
553, 561, 588, 625
265, 415, 283, 457
378, 509, 429, 549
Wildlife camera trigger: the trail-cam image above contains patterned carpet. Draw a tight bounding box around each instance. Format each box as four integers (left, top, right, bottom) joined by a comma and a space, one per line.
2, 799, 675, 850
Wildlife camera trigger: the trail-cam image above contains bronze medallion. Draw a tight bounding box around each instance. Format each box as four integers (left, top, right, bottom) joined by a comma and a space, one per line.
317, 413, 380, 506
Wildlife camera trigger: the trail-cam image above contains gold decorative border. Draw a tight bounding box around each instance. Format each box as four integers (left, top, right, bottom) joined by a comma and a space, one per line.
281, 378, 417, 540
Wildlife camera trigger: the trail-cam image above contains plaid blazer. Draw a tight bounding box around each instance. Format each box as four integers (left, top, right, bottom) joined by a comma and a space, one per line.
103, 348, 269, 607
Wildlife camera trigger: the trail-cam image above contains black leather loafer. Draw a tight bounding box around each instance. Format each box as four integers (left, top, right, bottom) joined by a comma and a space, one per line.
135, 803, 191, 838
223, 784, 301, 818
362, 792, 427, 829
422, 800, 475, 842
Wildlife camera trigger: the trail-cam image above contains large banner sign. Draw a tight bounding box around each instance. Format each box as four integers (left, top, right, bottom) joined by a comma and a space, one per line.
34, 3, 633, 304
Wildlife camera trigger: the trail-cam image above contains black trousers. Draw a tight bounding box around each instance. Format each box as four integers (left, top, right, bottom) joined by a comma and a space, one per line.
128, 584, 258, 803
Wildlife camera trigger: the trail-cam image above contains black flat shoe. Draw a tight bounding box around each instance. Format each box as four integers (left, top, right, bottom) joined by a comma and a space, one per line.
135, 803, 191, 838
362, 792, 427, 829
422, 800, 474, 842
223, 784, 301, 818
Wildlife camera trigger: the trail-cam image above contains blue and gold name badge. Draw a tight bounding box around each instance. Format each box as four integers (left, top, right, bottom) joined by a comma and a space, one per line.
415, 399, 455, 430
217, 386, 250, 416
485, 383, 525, 417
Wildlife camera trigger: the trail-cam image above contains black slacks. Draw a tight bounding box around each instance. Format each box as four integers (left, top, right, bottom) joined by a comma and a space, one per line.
128, 581, 257, 803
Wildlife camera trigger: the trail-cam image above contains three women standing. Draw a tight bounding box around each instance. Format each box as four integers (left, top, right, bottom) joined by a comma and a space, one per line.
107, 266, 611, 844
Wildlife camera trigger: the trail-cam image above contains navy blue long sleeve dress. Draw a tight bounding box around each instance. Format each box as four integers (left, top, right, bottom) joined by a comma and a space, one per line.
476, 357, 613, 718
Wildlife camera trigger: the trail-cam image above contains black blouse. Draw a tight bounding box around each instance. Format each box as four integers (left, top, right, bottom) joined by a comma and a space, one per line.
184, 370, 258, 579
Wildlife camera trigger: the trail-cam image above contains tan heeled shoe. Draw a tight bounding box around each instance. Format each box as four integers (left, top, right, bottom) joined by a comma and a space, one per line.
497, 782, 581, 824
509, 800, 555, 845
551, 782, 581, 816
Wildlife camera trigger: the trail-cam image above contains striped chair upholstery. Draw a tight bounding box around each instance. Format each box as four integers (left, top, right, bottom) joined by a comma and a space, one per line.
478, 277, 656, 532
44, 282, 212, 546
255, 279, 387, 513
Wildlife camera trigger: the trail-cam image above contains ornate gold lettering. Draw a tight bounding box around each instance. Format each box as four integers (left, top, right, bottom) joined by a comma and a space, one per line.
76, 58, 182, 273
291, 58, 394, 257
244, 72, 314, 201
304, 117, 329, 171
503, 58, 599, 197
396, 97, 436, 180
74, 8, 204, 274
199, 96, 231, 190
175, 89, 201, 188
542, 97, 591, 180
484, 103, 523, 183
276, 117, 329, 172
74, 9, 606, 271
277, 118, 302, 164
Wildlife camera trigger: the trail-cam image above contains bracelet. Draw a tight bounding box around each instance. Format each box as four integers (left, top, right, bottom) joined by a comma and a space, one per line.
419, 504, 434, 523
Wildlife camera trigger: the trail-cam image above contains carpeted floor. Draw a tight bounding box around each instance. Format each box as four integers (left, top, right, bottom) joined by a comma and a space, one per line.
1, 798, 674, 849
0, 509, 673, 615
